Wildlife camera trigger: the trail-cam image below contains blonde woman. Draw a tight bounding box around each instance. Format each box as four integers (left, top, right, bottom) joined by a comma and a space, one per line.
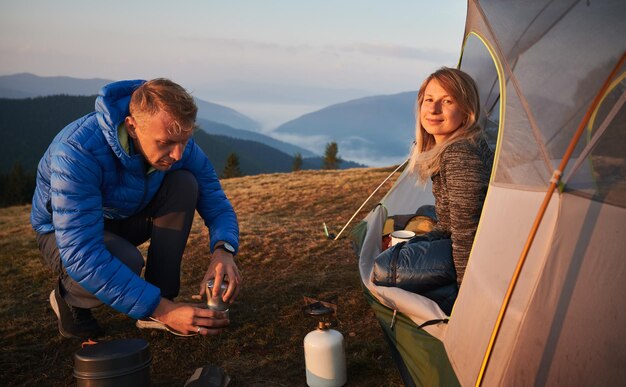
409, 67, 494, 284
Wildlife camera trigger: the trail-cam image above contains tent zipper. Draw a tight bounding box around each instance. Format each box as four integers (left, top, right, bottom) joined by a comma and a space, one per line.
390, 309, 397, 330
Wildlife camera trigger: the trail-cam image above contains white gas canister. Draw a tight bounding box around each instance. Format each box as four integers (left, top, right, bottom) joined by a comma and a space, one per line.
303, 304, 347, 387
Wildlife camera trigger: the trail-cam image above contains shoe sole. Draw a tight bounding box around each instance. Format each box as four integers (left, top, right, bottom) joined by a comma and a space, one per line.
136, 318, 168, 331
136, 317, 198, 337
49, 289, 79, 339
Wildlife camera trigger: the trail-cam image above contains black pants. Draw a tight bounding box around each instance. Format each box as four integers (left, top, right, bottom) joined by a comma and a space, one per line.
37, 170, 198, 309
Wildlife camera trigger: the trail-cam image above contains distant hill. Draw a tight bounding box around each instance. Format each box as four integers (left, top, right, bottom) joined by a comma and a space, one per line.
197, 118, 315, 158
0, 73, 110, 98
193, 131, 362, 174
0, 95, 362, 175
192, 131, 296, 175
273, 91, 417, 165
0, 73, 262, 131
0, 95, 97, 174
193, 99, 261, 132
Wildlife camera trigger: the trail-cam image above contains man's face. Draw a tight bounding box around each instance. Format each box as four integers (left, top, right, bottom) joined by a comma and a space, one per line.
125, 111, 193, 171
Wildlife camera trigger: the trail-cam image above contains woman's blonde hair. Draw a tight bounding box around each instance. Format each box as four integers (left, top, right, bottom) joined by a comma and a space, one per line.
129, 78, 198, 135
408, 67, 481, 182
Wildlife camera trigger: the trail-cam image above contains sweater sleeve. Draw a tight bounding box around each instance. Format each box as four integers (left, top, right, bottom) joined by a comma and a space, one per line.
439, 142, 489, 282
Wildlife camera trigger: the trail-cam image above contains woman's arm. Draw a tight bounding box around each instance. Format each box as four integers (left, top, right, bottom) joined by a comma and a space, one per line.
439, 141, 490, 282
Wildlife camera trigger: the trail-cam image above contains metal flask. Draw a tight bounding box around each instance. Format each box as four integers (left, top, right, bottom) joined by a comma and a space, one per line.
303, 303, 347, 387
206, 279, 229, 318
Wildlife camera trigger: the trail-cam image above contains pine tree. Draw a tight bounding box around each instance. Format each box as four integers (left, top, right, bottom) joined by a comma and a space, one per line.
292, 152, 303, 172
221, 153, 242, 179
0, 163, 36, 208
322, 142, 341, 170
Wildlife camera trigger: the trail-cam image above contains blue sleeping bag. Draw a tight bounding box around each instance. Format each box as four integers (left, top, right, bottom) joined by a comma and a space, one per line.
372, 234, 458, 315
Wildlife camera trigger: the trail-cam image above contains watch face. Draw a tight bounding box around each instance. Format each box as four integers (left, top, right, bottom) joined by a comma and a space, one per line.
222, 242, 235, 253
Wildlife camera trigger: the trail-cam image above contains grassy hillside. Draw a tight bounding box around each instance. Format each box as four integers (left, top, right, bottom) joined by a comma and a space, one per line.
0, 167, 404, 386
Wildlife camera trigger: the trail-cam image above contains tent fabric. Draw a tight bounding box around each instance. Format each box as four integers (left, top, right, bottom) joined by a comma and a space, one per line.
443, 186, 560, 386
447, 1, 626, 384
354, 0, 626, 385
467, 0, 626, 189
362, 287, 459, 387
499, 193, 626, 386
564, 72, 626, 208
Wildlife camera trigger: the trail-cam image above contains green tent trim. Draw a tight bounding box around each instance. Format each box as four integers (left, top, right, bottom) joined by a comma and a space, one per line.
363, 286, 459, 387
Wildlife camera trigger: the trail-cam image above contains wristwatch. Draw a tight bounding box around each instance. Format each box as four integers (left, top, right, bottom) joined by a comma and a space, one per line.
214, 242, 235, 255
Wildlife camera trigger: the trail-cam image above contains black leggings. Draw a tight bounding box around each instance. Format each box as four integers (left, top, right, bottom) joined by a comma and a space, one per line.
37, 170, 198, 309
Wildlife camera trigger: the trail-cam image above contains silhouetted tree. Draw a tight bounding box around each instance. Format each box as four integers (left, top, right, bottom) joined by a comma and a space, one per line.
322, 142, 341, 170
0, 163, 36, 208
292, 152, 303, 172
221, 153, 242, 179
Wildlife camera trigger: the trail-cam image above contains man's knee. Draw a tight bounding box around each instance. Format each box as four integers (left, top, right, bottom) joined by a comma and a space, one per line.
104, 232, 144, 274
161, 169, 198, 208
166, 170, 198, 193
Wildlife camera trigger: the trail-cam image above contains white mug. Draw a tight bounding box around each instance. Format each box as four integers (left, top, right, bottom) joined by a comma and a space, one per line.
390, 230, 416, 246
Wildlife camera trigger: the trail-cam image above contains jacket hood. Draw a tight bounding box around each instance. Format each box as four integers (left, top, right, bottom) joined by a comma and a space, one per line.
96, 79, 146, 164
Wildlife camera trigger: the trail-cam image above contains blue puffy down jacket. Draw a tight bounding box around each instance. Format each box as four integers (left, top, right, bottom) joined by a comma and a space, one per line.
30, 80, 239, 319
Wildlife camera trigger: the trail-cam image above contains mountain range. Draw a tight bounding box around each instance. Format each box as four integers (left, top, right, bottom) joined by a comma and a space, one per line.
273, 91, 417, 166
0, 95, 363, 175
0, 73, 418, 168
0, 73, 263, 132
196, 119, 315, 158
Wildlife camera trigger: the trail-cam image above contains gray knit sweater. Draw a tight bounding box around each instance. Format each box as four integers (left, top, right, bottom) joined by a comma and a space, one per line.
431, 136, 494, 284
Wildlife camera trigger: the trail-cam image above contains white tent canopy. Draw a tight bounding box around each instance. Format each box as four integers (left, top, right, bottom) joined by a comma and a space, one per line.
356, 1, 626, 385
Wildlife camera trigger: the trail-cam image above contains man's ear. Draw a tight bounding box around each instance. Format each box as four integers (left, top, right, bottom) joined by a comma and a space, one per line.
125, 116, 138, 139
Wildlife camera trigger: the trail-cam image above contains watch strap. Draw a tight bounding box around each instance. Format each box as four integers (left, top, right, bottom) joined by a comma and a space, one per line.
214, 243, 235, 254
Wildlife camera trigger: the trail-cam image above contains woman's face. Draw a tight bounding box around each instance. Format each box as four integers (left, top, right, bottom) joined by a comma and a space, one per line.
420, 78, 465, 145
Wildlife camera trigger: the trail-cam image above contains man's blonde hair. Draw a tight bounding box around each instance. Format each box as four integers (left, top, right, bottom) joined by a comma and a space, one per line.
129, 78, 197, 134
408, 67, 482, 182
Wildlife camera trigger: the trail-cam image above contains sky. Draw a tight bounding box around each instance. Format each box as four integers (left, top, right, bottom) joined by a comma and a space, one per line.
0, 0, 467, 130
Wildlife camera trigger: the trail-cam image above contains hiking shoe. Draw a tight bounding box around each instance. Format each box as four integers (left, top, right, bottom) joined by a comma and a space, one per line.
49, 284, 104, 339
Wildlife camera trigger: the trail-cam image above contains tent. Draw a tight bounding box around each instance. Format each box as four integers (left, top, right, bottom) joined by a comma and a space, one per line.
351, 1, 626, 385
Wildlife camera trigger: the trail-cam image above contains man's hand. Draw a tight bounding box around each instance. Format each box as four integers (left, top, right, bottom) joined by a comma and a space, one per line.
151, 298, 229, 336
199, 246, 241, 304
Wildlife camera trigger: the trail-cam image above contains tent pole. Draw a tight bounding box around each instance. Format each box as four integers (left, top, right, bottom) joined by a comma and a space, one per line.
333, 159, 408, 241
476, 52, 626, 387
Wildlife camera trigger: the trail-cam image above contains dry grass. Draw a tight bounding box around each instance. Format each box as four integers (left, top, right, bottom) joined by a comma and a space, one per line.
0, 167, 404, 386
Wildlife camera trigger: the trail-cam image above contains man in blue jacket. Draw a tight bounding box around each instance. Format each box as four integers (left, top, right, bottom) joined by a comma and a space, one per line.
31, 78, 241, 339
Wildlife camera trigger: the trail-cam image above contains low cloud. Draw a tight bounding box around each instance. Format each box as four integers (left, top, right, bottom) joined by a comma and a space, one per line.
179, 35, 455, 63
344, 43, 456, 63
266, 131, 410, 168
